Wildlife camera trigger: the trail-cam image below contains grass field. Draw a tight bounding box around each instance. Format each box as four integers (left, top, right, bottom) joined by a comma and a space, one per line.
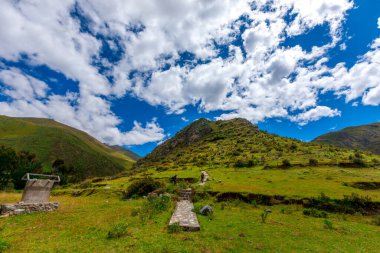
1, 191, 380, 253
61, 166, 380, 202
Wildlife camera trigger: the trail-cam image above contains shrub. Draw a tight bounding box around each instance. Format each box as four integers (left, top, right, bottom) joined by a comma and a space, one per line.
138, 195, 171, 223
303, 208, 328, 218
373, 215, 380, 226
130, 208, 139, 217
156, 166, 168, 172
250, 200, 258, 208
309, 158, 318, 166
261, 209, 271, 223
323, 219, 333, 229
107, 222, 129, 239
122, 177, 163, 199
289, 143, 298, 152
192, 203, 203, 214
281, 159, 291, 168
353, 157, 367, 167
168, 223, 182, 233
234, 159, 256, 168
0, 240, 10, 252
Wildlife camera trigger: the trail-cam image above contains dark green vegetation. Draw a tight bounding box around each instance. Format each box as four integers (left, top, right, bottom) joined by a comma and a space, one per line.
122, 177, 163, 199
136, 118, 379, 170
0, 146, 41, 190
313, 122, 380, 155
0, 116, 135, 183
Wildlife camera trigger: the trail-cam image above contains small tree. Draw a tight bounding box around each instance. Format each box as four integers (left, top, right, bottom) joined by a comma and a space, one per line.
282, 159, 291, 168
309, 158, 318, 166
0, 146, 17, 189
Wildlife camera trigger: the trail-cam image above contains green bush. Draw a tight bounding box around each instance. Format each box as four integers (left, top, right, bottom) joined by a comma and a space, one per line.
0, 240, 10, 252
303, 208, 328, 218
168, 223, 182, 233
260, 209, 271, 223
130, 208, 139, 217
137, 195, 171, 223
107, 222, 129, 239
353, 157, 367, 167
309, 158, 318, 166
373, 215, 380, 226
323, 219, 333, 229
122, 177, 163, 199
281, 159, 291, 168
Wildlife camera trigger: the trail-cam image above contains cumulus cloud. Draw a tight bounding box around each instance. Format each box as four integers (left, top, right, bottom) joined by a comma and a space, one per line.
0, 0, 378, 143
290, 106, 341, 126
0, 68, 164, 145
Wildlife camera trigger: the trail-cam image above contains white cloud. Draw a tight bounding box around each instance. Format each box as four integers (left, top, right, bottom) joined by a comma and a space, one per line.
0, 68, 49, 100
0, 68, 165, 145
378, 17, 380, 29
290, 106, 341, 126
1, 0, 379, 143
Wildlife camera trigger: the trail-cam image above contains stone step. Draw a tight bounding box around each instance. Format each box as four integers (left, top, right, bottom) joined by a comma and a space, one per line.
169, 200, 200, 231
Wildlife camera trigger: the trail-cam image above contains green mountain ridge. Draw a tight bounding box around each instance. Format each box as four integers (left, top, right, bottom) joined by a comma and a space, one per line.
106, 144, 142, 161
0, 115, 135, 180
135, 118, 378, 170
313, 122, 380, 155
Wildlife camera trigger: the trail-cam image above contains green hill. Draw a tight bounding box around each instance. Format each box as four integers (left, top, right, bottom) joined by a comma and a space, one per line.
313, 122, 380, 154
135, 118, 378, 170
0, 115, 135, 180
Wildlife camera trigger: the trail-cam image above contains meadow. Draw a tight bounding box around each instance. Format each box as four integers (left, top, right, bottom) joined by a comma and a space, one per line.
1, 190, 380, 253
1, 164, 380, 253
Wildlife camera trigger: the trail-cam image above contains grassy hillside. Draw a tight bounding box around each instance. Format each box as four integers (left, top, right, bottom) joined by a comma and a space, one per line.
136, 118, 379, 170
313, 122, 380, 154
0, 115, 135, 180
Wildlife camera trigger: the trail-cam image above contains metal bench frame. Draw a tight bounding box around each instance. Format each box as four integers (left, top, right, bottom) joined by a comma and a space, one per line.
21, 173, 60, 183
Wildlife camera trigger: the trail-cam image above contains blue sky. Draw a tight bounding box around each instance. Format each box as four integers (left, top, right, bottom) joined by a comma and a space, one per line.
0, 0, 379, 156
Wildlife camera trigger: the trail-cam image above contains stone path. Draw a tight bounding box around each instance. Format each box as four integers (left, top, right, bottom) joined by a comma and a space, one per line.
169, 189, 200, 231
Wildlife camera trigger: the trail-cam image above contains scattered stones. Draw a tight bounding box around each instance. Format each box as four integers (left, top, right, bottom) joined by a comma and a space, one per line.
199, 205, 213, 215
0, 202, 59, 216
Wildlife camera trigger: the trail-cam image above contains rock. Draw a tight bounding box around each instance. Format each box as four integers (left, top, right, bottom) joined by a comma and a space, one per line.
264, 208, 272, 213
199, 205, 213, 215
14, 209, 25, 215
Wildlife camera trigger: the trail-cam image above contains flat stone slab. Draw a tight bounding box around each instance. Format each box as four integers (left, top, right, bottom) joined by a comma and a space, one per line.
169, 200, 200, 231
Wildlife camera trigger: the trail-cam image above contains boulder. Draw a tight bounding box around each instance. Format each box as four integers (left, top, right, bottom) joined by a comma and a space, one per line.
199, 205, 213, 215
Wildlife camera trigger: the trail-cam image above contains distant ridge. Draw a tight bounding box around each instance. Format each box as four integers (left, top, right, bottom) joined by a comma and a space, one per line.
106, 144, 142, 161
313, 122, 380, 154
